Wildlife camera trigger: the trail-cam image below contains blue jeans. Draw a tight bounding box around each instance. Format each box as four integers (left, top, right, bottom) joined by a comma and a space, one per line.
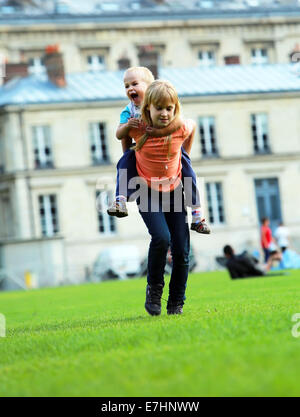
138, 188, 190, 303
115, 148, 200, 207
263, 248, 270, 263
181, 148, 200, 207
115, 149, 138, 199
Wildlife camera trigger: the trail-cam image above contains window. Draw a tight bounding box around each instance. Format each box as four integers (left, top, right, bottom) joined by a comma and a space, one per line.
28, 57, 46, 76
251, 48, 268, 65
199, 116, 218, 157
89, 122, 109, 164
96, 191, 116, 235
39, 194, 59, 237
138, 44, 163, 79
87, 55, 105, 72
206, 182, 225, 225
198, 50, 216, 67
118, 57, 131, 70
32, 125, 53, 169
0, 194, 13, 238
254, 178, 282, 230
0, 132, 4, 173
251, 114, 270, 154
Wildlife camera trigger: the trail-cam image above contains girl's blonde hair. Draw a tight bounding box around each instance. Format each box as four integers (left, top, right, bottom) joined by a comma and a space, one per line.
123, 66, 155, 85
133, 80, 181, 155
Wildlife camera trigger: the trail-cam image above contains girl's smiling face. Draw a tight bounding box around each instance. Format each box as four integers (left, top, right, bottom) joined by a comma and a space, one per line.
148, 101, 176, 128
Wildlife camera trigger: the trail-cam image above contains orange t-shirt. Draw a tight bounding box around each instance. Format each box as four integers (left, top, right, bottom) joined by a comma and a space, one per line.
130, 119, 195, 192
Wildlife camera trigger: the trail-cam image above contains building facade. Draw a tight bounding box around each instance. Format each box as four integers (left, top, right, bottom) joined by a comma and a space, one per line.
1, 7, 300, 80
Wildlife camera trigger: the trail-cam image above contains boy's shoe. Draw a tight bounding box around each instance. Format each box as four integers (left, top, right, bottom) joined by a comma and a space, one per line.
167, 300, 184, 315
107, 200, 128, 218
191, 219, 211, 234
145, 283, 164, 316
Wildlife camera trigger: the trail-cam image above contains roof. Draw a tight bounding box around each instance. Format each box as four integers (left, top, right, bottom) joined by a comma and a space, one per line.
1, 64, 300, 107
1, 5, 300, 25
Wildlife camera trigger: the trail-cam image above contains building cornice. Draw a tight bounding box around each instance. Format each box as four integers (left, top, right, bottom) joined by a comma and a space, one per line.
1, 9, 300, 32
1, 152, 299, 182
0, 235, 64, 245
0, 163, 116, 182
192, 151, 300, 170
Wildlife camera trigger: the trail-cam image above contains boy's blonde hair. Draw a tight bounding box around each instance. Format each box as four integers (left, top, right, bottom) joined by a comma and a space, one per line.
123, 66, 155, 85
133, 80, 181, 155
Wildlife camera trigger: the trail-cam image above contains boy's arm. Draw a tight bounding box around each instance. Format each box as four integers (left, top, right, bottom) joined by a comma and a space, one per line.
182, 124, 196, 155
116, 123, 130, 140
116, 119, 141, 140
145, 117, 183, 138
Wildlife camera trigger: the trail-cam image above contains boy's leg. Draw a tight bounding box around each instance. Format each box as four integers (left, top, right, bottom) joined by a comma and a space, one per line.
108, 149, 138, 217
181, 148, 211, 234
181, 148, 200, 208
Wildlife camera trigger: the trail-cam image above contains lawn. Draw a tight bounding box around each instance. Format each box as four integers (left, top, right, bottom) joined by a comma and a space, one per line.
0, 270, 299, 397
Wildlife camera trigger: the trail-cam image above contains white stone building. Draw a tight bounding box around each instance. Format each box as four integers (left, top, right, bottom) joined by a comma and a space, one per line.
1, 4, 300, 82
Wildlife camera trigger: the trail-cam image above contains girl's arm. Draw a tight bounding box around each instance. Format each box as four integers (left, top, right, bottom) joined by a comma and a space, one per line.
182, 124, 196, 155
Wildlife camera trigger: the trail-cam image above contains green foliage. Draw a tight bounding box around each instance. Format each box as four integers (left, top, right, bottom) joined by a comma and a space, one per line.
0, 270, 299, 397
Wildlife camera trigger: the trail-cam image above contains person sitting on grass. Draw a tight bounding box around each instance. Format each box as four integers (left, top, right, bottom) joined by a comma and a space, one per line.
223, 245, 285, 279
223, 245, 265, 279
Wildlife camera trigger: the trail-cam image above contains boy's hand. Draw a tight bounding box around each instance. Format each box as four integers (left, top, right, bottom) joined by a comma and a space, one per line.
127, 118, 141, 129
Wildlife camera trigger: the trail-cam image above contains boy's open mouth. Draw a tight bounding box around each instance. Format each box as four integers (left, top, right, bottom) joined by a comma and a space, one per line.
130, 93, 139, 101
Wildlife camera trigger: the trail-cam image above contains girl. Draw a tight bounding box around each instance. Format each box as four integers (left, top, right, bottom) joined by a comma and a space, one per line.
129, 80, 197, 315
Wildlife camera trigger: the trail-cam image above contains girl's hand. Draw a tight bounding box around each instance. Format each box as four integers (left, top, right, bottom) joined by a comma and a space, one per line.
145, 126, 157, 136
127, 118, 141, 129
145, 117, 183, 137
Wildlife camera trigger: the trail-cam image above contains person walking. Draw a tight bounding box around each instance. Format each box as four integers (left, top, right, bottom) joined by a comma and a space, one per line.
128, 80, 199, 315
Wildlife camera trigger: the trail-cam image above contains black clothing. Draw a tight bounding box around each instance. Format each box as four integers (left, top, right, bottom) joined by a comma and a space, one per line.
226, 252, 264, 279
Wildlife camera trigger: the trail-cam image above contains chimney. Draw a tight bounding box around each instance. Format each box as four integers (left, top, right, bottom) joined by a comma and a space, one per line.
43, 44, 66, 87
3, 63, 29, 84
224, 55, 240, 65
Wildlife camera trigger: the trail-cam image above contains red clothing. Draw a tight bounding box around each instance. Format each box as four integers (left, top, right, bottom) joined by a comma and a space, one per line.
130, 119, 195, 192
261, 225, 272, 248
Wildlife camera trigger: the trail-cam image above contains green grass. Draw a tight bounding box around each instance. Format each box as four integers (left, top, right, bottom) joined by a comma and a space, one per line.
0, 270, 300, 397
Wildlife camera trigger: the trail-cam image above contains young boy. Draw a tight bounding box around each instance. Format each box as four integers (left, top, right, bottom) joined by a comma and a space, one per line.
107, 66, 210, 234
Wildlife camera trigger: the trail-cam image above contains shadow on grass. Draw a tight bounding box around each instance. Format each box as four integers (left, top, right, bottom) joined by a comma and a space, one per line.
8, 315, 152, 337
